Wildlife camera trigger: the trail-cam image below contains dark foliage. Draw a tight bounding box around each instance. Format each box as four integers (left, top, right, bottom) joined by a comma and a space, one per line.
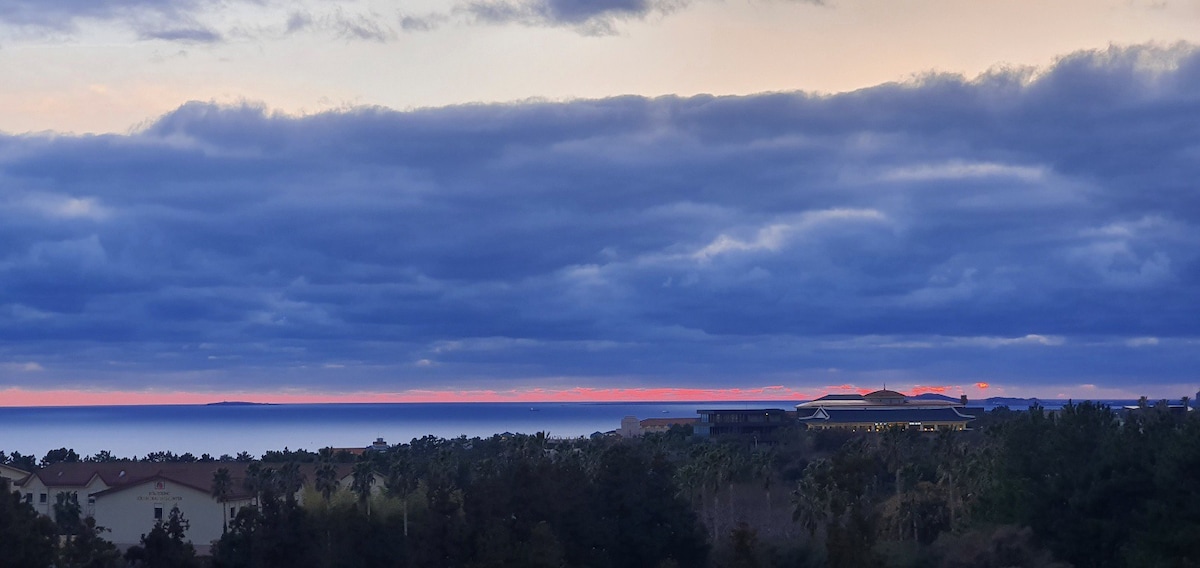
7, 401, 1200, 567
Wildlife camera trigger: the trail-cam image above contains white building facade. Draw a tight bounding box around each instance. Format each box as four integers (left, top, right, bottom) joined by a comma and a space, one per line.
13, 461, 367, 553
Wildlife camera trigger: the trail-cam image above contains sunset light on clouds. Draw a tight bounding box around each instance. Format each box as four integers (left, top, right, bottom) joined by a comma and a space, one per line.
2, 0, 1200, 405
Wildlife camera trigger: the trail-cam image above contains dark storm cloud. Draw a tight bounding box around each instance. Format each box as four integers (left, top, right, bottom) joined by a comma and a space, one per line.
3, 44, 1200, 393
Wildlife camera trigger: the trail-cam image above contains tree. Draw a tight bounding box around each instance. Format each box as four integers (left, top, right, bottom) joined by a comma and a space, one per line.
57, 517, 121, 568
136, 506, 200, 568
86, 450, 121, 463
386, 454, 419, 536
42, 447, 81, 467
212, 467, 233, 534
351, 460, 376, 516
54, 491, 84, 539
0, 477, 57, 567
6, 451, 37, 471
314, 462, 339, 503
243, 462, 276, 507
750, 448, 776, 514
277, 462, 306, 504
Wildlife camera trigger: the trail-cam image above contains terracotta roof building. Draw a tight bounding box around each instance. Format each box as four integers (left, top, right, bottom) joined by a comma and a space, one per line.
14, 461, 374, 554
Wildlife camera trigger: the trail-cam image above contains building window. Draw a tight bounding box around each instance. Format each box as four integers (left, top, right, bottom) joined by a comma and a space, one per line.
154, 506, 163, 520
39, 493, 47, 503
230, 506, 237, 518
24, 493, 33, 504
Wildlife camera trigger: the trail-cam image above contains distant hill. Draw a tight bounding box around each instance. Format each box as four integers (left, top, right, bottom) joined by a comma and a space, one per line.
910, 393, 959, 402
206, 401, 274, 406
985, 397, 1039, 405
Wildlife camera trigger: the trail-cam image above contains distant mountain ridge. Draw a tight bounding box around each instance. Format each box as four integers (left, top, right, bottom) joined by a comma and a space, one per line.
910, 393, 960, 402
985, 397, 1040, 405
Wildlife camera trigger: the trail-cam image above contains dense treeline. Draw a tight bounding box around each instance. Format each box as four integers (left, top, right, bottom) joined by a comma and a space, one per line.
3, 401, 1199, 567
210, 435, 707, 568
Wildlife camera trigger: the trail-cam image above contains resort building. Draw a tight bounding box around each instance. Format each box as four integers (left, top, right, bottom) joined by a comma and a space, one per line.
616, 416, 700, 437
639, 417, 699, 434
12, 461, 379, 554
795, 389, 975, 432
0, 463, 30, 485
694, 409, 792, 439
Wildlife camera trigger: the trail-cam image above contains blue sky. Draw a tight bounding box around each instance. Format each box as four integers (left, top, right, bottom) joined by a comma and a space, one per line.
1, 0, 1199, 402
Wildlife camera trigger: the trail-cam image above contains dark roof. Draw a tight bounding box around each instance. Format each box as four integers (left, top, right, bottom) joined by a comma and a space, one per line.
639, 418, 698, 427
800, 407, 974, 423
864, 389, 907, 400
26, 462, 356, 499
812, 394, 865, 401
697, 408, 789, 413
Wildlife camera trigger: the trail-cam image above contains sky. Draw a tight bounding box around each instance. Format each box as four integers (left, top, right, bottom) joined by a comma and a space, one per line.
2, 0, 1200, 405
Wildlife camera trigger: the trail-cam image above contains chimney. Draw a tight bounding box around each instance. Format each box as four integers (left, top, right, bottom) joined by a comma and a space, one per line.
960, 394, 968, 406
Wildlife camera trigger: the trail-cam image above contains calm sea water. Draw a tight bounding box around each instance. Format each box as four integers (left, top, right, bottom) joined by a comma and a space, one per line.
0, 401, 784, 458
0, 399, 1141, 458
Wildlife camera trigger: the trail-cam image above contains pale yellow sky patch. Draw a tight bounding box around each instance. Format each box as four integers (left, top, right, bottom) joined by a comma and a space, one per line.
0, 0, 1197, 132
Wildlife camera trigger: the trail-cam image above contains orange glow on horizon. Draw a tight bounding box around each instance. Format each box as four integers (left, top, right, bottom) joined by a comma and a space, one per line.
976, 382, 991, 389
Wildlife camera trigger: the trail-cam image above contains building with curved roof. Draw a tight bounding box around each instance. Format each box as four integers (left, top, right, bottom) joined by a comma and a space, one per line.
796, 390, 975, 432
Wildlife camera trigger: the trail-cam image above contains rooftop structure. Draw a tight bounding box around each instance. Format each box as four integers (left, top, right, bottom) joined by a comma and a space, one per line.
694, 409, 792, 440
797, 390, 975, 432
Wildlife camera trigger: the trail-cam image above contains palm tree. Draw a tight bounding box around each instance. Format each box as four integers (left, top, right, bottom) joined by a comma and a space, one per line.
351, 460, 376, 516
699, 445, 735, 540
386, 455, 419, 536
278, 462, 306, 504
750, 449, 775, 514
791, 459, 833, 537
243, 462, 276, 506
880, 426, 908, 496
211, 467, 232, 533
314, 463, 339, 503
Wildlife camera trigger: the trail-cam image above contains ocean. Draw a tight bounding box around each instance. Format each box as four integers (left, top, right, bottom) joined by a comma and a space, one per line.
0, 399, 1142, 458
0, 401, 782, 458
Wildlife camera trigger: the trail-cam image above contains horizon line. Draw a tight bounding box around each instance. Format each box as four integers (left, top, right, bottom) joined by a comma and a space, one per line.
0, 383, 1192, 408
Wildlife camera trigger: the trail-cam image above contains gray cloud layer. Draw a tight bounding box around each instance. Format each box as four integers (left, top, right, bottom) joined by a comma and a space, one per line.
2, 44, 1199, 393
0, 0, 819, 41
462, 0, 688, 34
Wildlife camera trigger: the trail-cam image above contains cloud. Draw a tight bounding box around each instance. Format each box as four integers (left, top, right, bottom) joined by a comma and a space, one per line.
0, 0, 206, 30
330, 10, 396, 42
2, 44, 1200, 394
461, 0, 690, 34
0, 0, 822, 42
138, 26, 222, 43
399, 14, 448, 33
